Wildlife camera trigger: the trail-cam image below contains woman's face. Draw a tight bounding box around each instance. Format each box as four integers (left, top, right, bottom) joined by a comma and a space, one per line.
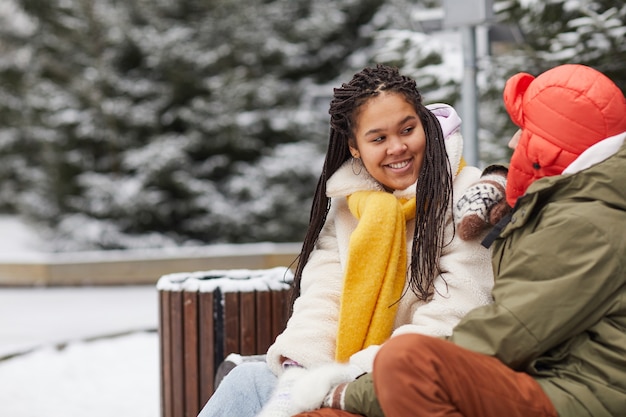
350, 92, 426, 191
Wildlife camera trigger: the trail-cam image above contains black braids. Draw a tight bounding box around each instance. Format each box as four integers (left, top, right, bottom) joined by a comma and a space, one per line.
289, 129, 346, 309
291, 79, 373, 308
374, 68, 451, 300
290, 64, 453, 308
408, 106, 452, 300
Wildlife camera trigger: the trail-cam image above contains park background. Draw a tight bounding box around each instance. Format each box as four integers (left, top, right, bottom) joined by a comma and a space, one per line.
0, 0, 624, 416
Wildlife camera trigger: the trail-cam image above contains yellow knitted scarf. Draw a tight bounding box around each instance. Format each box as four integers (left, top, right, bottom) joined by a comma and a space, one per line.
335, 191, 416, 362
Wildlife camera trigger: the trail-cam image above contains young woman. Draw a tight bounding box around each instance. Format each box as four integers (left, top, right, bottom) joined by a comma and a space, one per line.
197, 64, 501, 417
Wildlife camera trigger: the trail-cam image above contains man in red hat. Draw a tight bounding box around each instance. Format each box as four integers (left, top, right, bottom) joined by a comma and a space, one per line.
282, 64, 626, 417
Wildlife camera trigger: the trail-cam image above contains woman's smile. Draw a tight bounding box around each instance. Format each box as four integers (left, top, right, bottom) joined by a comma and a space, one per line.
386, 158, 412, 170
351, 92, 426, 191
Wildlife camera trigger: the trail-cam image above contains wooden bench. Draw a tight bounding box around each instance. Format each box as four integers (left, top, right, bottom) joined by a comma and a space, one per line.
157, 267, 293, 417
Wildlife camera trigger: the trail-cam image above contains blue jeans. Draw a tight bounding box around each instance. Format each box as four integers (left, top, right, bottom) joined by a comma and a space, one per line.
197, 361, 277, 417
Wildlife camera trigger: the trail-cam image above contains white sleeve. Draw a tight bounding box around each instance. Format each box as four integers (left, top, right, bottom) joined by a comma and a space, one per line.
349, 215, 494, 373
266, 209, 344, 375
391, 166, 494, 338
392, 226, 494, 338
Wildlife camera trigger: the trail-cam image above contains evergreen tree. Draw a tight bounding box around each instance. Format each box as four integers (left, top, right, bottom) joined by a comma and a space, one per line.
0, 1, 37, 212
3, 0, 622, 250
2, 0, 395, 249
480, 0, 626, 164
501, 0, 626, 92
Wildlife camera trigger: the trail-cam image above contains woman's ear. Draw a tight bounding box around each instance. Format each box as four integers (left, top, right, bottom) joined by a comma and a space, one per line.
503, 72, 535, 128
349, 145, 360, 159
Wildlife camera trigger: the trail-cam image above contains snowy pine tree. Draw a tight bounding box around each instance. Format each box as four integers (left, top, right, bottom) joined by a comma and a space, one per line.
479, 0, 626, 164
0, 0, 400, 249
7, 0, 620, 250
0, 1, 37, 212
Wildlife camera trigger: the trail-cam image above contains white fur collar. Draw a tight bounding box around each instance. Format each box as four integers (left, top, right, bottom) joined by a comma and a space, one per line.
562, 131, 626, 174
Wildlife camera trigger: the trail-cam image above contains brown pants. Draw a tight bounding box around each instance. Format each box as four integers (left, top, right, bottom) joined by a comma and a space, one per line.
375, 334, 558, 417
294, 334, 558, 417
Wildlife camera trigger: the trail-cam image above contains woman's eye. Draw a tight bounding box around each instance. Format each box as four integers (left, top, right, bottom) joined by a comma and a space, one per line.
373, 136, 385, 142
402, 126, 414, 135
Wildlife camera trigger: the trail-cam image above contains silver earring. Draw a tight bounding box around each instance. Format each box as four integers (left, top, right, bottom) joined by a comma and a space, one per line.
351, 157, 363, 175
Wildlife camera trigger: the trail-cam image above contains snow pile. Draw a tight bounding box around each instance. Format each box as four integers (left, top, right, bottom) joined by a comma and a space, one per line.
157, 266, 294, 293
0, 332, 159, 417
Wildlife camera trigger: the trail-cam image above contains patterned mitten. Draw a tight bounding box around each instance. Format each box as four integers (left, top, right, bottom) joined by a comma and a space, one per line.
455, 165, 511, 241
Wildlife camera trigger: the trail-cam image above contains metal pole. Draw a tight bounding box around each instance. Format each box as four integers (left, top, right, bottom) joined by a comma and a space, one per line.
461, 25, 479, 167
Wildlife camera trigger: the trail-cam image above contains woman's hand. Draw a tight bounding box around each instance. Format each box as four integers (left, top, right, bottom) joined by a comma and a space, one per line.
455, 165, 510, 240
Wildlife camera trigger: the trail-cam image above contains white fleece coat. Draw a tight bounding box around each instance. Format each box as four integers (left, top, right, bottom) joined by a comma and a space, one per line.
266, 104, 494, 376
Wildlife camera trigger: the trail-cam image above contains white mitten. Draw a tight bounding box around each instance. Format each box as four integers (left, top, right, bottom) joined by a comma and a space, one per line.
348, 345, 380, 373
256, 366, 307, 417
455, 166, 510, 240
290, 363, 364, 412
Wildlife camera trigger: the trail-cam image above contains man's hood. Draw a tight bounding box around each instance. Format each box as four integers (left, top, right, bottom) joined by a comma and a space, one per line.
520, 131, 626, 215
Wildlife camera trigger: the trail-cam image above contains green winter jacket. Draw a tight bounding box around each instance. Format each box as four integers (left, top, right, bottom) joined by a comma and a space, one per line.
449, 137, 626, 416
343, 137, 626, 417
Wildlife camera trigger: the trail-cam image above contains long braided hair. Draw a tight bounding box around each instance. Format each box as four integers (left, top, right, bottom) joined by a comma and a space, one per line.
291, 64, 453, 307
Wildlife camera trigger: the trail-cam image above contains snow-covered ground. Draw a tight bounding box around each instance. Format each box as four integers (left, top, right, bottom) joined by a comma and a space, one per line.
0, 332, 159, 417
0, 216, 161, 417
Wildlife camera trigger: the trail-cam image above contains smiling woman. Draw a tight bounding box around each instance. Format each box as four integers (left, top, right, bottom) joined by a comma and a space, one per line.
350, 92, 426, 192
197, 64, 502, 417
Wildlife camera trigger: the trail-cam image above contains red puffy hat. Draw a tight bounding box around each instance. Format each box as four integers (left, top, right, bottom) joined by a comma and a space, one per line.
503, 64, 626, 207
